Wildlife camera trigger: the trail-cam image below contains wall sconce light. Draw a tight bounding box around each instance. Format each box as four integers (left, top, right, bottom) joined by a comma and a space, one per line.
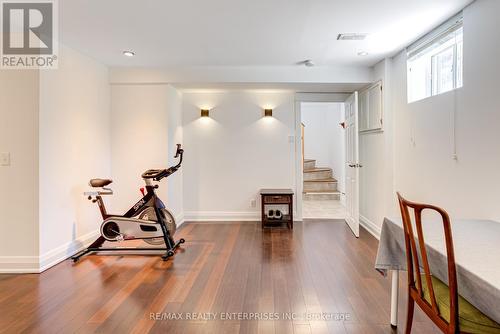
201, 109, 210, 117
264, 109, 273, 117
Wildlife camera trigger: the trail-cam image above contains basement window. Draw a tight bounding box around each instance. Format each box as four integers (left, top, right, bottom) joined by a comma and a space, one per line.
407, 13, 463, 103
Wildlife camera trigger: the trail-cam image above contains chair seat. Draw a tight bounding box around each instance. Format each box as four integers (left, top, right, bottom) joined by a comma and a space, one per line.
89, 179, 112, 188
422, 276, 500, 333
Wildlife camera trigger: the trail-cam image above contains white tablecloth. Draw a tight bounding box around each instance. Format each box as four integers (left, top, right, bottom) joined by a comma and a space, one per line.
375, 217, 500, 323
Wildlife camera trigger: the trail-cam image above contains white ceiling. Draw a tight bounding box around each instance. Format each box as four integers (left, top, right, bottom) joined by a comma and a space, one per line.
60, 0, 473, 68
173, 82, 368, 93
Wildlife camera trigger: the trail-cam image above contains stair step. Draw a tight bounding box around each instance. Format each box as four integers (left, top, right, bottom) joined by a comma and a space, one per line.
303, 168, 333, 181
303, 192, 341, 201
304, 168, 331, 172
303, 190, 340, 193
303, 178, 338, 192
303, 178, 337, 183
303, 159, 316, 170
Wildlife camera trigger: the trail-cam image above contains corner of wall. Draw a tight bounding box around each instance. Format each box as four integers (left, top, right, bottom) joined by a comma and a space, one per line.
0, 69, 41, 273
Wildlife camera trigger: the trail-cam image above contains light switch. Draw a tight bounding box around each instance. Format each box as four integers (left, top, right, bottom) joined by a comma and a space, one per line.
0, 152, 10, 166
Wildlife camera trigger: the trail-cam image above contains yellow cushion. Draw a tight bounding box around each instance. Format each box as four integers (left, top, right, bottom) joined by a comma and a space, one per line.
421, 276, 500, 334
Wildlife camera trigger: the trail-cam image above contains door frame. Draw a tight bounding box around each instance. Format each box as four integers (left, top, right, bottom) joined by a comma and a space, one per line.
293, 93, 351, 222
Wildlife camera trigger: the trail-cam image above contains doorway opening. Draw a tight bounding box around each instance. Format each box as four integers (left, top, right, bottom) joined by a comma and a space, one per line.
300, 102, 346, 220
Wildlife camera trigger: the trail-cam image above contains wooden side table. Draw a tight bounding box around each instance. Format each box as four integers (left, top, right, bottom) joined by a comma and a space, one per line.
260, 189, 294, 229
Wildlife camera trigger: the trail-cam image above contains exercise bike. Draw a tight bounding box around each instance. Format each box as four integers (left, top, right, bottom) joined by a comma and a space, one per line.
71, 144, 186, 262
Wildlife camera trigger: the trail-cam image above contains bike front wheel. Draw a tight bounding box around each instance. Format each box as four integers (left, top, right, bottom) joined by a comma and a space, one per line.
138, 207, 177, 245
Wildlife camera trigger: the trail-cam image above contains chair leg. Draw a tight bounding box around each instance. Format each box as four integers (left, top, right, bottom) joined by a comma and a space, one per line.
405, 294, 415, 334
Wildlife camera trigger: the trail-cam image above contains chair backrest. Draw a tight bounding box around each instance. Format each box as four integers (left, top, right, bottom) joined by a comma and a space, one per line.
397, 192, 459, 332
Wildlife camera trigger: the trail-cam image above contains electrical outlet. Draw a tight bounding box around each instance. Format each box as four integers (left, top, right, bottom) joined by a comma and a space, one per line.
250, 199, 256, 208
0, 152, 10, 166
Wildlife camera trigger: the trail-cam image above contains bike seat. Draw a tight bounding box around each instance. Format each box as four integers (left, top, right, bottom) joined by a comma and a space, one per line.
89, 179, 113, 188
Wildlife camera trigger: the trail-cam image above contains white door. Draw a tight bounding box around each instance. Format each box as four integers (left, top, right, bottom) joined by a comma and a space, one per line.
345, 92, 360, 237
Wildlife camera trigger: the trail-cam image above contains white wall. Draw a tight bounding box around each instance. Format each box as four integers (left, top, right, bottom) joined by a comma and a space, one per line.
301, 102, 345, 193
0, 70, 40, 272
38, 45, 111, 269
182, 90, 296, 220
359, 59, 395, 236
109, 66, 373, 86
361, 0, 500, 237
110, 84, 183, 220
1, 49, 186, 273
166, 87, 184, 220
393, 0, 500, 221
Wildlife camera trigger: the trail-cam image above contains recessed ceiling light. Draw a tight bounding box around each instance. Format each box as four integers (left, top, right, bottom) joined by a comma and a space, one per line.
358, 51, 369, 56
122, 50, 135, 57
337, 33, 368, 41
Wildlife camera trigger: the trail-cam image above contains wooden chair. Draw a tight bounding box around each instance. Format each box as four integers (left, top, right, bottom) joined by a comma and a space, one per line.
397, 193, 500, 334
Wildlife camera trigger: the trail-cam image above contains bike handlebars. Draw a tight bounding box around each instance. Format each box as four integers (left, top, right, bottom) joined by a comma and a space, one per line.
142, 169, 164, 179
175, 144, 183, 158
142, 144, 184, 181
173, 144, 183, 169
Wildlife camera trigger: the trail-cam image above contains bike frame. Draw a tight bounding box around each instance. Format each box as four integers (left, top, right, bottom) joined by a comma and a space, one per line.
72, 184, 178, 261
96, 185, 164, 220
95, 183, 174, 243
71, 144, 185, 262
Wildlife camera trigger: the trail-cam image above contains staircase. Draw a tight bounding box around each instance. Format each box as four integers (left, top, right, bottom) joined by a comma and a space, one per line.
303, 159, 340, 200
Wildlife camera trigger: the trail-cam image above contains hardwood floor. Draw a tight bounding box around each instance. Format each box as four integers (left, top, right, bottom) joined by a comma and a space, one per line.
0, 221, 440, 333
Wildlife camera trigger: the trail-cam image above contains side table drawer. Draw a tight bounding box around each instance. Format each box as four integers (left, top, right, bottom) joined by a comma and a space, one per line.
263, 195, 291, 204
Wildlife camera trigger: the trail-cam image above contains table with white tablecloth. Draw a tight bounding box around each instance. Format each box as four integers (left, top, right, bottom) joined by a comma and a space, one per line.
375, 217, 500, 327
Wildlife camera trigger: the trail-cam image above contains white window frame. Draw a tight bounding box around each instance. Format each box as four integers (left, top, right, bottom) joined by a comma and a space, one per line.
407, 12, 463, 103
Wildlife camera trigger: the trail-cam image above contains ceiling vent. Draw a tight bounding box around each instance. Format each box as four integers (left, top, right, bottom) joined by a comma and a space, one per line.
297, 59, 315, 67
337, 33, 368, 41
